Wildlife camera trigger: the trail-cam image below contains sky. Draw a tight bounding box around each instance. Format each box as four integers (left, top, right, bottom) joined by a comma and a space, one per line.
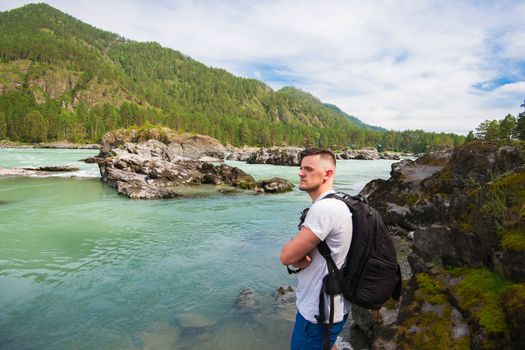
1, 0, 525, 134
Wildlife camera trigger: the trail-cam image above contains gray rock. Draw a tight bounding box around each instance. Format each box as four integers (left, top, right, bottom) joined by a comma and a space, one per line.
257, 177, 294, 193
80, 157, 102, 164
338, 148, 380, 160
180, 134, 226, 160
0, 165, 79, 176
274, 286, 295, 304
350, 303, 377, 338
234, 288, 260, 310
226, 146, 258, 161
421, 301, 445, 317
450, 308, 469, 340
247, 147, 302, 166
23, 165, 79, 172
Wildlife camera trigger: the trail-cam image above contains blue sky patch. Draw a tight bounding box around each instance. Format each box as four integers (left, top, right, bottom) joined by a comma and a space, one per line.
245, 63, 303, 89
394, 51, 409, 64
473, 77, 515, 91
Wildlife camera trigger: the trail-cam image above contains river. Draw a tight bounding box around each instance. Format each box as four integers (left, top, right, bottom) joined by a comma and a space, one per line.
0, 148, 398, 350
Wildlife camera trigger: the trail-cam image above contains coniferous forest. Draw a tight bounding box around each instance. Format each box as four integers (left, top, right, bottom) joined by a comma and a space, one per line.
0, 3, 468, 153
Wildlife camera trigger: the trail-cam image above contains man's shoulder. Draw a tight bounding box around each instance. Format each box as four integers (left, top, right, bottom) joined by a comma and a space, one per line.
310, 195, 350, 214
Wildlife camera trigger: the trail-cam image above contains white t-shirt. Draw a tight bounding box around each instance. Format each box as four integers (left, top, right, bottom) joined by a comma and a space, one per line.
296, 190, 353, 324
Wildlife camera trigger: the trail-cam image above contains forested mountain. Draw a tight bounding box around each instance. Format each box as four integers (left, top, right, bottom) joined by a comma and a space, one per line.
323, 103, 387, 132
0, 3, 464, 152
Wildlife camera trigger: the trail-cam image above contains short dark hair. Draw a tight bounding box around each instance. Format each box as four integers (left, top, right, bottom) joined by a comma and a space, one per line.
299, 148, 336, 166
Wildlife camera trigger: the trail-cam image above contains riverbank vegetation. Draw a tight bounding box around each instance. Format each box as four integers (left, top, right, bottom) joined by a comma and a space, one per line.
466, 100, 525, 144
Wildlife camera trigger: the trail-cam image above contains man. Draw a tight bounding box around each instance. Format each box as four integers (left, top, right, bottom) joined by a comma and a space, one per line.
280, 148, 353, 350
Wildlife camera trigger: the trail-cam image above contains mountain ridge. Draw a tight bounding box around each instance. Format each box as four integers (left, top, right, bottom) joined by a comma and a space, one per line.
0, 3, 464, 152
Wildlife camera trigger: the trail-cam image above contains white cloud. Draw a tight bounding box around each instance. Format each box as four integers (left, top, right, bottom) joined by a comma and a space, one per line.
1, 0, 525, 134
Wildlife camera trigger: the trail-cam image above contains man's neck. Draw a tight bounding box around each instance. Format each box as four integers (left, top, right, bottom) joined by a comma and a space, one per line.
308, 185, 333, 202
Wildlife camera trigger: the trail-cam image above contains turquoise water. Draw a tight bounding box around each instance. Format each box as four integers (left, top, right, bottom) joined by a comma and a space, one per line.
0, 149, 397, 350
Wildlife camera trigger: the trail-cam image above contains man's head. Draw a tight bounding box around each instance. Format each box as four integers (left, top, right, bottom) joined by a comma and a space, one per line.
298, 148, 336, 198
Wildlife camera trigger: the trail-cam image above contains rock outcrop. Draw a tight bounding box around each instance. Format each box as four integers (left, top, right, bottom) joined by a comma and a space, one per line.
225, 146, 259, 161
337, 148, 381, 160
100, 128, 226, 161
353, 142, 525, 349
0, 165, 79, 176
97, 128, 294, 198
247, 147, 302, 166
257, 177, 294, 193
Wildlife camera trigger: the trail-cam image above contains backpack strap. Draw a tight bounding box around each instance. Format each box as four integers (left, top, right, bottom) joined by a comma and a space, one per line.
316, 240, 340, 350
315, 193, 351, 350
316, 284, 331, 350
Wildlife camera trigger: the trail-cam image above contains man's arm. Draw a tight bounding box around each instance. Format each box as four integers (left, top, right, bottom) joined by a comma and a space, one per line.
280, 226, 321, 266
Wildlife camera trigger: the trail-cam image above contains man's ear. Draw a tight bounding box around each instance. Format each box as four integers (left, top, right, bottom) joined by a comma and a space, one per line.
324, 168, 334, 180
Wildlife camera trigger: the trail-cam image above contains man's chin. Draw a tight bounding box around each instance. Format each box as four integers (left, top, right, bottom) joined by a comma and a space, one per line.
299, 184, 312, 192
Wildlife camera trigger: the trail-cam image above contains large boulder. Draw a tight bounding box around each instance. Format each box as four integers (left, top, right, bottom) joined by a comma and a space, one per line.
100, 128, 226, 161
247, 147, 302, 166
360, 149, 452, 233
225, 145, 259, 161
257, 177, 294, 193
363, 142, 525, 278
338, 148, 380, 160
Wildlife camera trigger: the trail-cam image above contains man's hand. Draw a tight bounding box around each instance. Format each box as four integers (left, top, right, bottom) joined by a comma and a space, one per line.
293, 254, 312, 269
280, 226, 320, 265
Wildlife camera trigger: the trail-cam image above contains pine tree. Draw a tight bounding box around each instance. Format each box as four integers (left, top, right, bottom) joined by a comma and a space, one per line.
517, 112, 525, 141
499, 114, 516, 142
0, 111, 7, 139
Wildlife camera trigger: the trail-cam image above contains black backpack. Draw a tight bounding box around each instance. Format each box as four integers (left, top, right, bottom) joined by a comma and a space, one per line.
292, 192, 402, 350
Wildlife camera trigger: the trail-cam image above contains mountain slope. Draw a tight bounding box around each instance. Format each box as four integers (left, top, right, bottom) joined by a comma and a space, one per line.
0, 3, 464, 152
324, 103, 387, 132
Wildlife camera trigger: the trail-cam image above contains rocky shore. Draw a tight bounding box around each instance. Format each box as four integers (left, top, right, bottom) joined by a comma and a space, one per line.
95, 128, 294, 199
0, 165, 80, 176
227, 145, 403, 165
0, 140, 99, 149
350, 141, 525, 349
2, 137, 406, 163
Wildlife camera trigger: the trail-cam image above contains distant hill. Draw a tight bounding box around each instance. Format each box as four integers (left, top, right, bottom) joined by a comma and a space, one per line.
0, 3, 463, 152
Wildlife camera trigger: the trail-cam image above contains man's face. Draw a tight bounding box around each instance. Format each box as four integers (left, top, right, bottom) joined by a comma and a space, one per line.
298, 155, 326, 192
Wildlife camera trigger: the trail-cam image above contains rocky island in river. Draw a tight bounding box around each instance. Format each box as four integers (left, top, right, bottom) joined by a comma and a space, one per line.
95, 127, 295, 199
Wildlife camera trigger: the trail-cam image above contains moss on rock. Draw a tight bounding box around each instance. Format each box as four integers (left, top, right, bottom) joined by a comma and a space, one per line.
501, 284, 525, 348
393, 273, 470, 349
452, 269, 510, 337
233, 177, 257, 190
416, 273, 447, 305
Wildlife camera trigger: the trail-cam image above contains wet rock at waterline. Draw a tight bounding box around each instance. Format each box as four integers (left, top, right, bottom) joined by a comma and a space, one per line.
257, 177, 294, 193
274, 286, 295, 303
0, 165, 79, 176
234, 288, 260, 310
23, 165, 80, 172
80, 156, 102, 164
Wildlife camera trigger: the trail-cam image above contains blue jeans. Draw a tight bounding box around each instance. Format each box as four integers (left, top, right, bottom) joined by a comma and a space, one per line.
291, 311, 348, 350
